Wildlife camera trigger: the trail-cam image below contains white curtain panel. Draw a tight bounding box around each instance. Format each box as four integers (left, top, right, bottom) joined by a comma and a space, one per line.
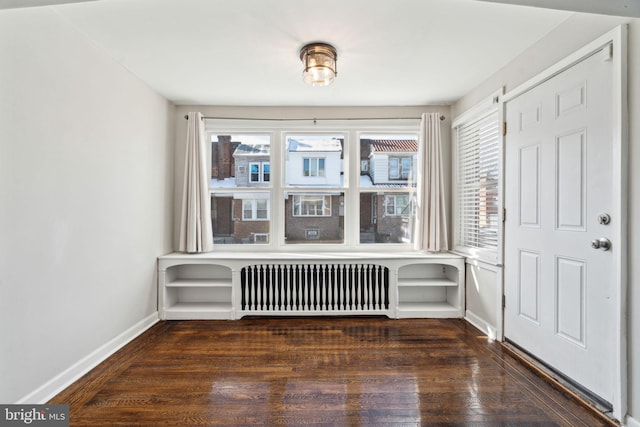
418, 112, 449, 252
178, 112, 214, 253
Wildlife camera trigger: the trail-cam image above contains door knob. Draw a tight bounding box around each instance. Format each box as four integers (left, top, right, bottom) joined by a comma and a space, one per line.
591, 237, 611, 251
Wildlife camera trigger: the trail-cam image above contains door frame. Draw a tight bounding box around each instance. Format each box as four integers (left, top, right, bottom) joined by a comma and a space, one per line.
501, 25, 628, 421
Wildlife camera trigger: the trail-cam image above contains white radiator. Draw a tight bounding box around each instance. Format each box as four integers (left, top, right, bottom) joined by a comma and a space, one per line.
240, 264, 389, 314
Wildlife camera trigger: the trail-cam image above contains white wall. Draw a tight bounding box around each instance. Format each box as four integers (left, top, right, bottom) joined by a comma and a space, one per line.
453, 13, 640, 424
0, 8, 174, 403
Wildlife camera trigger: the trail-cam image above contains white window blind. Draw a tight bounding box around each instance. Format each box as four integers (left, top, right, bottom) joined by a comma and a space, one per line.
455, 109, 500, 254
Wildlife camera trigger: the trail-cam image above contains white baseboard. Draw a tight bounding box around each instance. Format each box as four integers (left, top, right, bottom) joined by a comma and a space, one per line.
626, 415, 640, 427
17, 312, 159, 404
465, 309, 499, 341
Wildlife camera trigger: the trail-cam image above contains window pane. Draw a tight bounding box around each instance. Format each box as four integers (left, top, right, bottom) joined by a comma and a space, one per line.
309, 159, 318, 176
285, 192, 344, 244
389, 158, 400, 179
303, 158, 310, 177
286, 135, 344, 187
401, 157, 411, 179
385, 196, 396, 215
360, 136, 418, 187
211, 134, 270, 188
250, 163, 260, 182
360, 192, 415, 245
359, 135, 418, 245
211, 193, 270, 244
242, 200, 253, 220
256, 200, 268, 219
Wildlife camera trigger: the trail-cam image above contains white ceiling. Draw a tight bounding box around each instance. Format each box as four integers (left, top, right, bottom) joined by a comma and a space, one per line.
8, 0, 582, 106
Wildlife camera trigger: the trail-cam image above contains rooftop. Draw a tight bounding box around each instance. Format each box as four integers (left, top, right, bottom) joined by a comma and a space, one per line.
288, 138, 342, 153
369, 139, 418, 153
233, 143, 270, 156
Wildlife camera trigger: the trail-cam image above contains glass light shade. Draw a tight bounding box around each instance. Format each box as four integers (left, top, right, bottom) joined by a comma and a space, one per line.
300, 43, 337, 86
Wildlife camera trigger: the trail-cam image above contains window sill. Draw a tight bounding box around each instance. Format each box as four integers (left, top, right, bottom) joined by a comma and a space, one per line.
160, 250, 464, 261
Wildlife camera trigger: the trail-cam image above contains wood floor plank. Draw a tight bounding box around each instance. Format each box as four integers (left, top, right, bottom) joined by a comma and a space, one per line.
49, 317, 616, 426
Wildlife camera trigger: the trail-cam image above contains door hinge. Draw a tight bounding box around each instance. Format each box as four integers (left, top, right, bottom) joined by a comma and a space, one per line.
502, 208, 506, 223
502, 295, 506, 309
502, 122, 507, 136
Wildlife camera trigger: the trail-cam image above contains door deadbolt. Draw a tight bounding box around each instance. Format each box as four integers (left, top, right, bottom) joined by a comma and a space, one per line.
591, 237, 611, 251
598, 213, 611, 225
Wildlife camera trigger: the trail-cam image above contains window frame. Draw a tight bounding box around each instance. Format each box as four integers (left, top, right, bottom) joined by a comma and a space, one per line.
292, 194, 332, 217
242, 199, 270, 221
253, 233, 269, 244
302, 157, 325, 177
249, 161, 270, 183
388, 156, 412, 180
205, 119, 421, 252
384, 194, 412, 217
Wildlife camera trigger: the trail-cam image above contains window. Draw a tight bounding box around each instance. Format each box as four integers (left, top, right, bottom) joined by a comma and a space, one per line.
384, 194, 412, 216
359, 135, 418, 245
242, 199, 269, 220
303, 158, 325, 177
292, 195, 331, 217
389, 157, 412, 180
360, 160, 369, 173
284, 135, 344, 244
208, 125, 419, 250
253, 233, 269, 244
250, 162, 270, 183
210, 134, 271, 245
453, 95, 501, 261
401, 157, 411, 179
389, 158, 399, 179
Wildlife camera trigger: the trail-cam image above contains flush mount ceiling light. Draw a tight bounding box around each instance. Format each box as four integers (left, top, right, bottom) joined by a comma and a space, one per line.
299, 42, 337, 87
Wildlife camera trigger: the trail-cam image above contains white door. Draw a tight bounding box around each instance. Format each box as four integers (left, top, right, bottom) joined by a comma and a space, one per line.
504, 45, 616, 404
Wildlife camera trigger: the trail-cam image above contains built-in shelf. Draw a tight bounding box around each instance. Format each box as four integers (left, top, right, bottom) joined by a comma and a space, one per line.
158, 252, 465, 320
160, 263, 233, 320
166, 279, 232, 288
397, 278, 457, 287
395, 261, 463, 318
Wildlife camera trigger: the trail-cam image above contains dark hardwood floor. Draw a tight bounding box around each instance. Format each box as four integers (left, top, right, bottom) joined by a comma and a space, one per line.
50, 317, 615, 426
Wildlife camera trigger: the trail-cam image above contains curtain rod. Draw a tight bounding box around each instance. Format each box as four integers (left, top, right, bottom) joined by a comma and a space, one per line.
183, 115, 445, 122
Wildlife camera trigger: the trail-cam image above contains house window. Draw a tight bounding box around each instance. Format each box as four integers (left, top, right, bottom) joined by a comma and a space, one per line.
253, 233, 269, 244
453, 95, 501, 261
250, 162, 270, 183
401, 157, 411, 179
389, 157, 412, 180
389, 158, 399, 179
242, 199, 269, 221
384, 194, 412, 216
303, 158, 325, 177
292, 195, 332, 217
